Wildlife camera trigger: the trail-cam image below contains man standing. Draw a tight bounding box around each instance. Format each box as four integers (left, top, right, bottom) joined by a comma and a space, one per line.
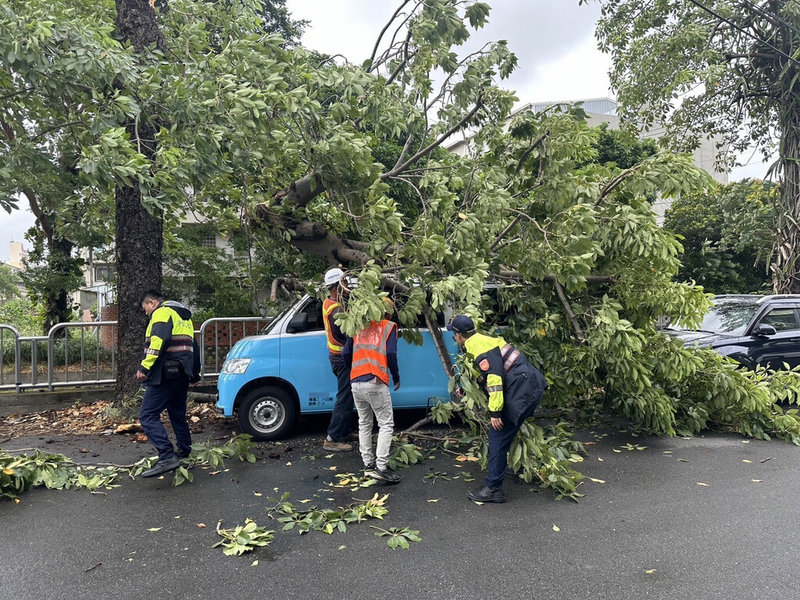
342, 297, 401, 483
448, 314, 547, 503
322, 268, 355, 452
136, 289, 199, 478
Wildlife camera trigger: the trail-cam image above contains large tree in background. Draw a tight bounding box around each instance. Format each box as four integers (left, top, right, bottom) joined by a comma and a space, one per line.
590, 0, 800, 292
0, 0, 305, 396
0, 0, 123, 331
110, 0, 306, 401
111, 0, 168, 402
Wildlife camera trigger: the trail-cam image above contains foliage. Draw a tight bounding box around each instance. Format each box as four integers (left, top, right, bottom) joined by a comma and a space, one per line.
267, 491, 389, 535
0, 434, 257, 499
371, 526, 422, 550
388, 442, 425, 470
0, 264, 21, 304
580, 122, 658, 171
163, 224, 256, 317
0, 449, 120, 500
213, 519, 274, 556
0, 0, 121, 329
591, 0, 793, 160
0, 297, 45, 335
665, 179, 776, 293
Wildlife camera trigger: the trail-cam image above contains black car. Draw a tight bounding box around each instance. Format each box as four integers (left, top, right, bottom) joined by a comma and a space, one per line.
663, 294, 800, 369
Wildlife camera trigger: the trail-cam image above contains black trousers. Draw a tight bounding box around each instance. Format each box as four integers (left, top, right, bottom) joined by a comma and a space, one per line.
326, 355, 355, 441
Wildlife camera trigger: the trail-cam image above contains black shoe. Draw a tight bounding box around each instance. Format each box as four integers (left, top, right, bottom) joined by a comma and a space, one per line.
366, 467, 401, 484
177, 450, 191, 459
141, 456, 181, 478
468, 486, 506, 503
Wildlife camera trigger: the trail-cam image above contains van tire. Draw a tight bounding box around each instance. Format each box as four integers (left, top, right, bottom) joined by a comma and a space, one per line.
237, 386, 296, 441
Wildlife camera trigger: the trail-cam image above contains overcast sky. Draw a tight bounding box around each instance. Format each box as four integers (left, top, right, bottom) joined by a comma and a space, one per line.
0, 0, 770, 261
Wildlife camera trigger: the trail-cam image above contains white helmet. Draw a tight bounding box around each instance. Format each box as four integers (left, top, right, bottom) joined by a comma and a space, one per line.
324, 268, 345, 287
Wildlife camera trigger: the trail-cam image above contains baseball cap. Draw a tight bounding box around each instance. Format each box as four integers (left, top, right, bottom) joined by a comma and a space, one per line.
447, 315, 475, 334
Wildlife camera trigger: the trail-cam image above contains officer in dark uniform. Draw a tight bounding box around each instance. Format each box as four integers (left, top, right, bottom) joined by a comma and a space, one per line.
448, 314, 547, 503
136, 289, 200, 478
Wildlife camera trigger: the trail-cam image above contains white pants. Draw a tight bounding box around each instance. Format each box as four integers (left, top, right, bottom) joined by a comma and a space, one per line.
351, 378, 394, 470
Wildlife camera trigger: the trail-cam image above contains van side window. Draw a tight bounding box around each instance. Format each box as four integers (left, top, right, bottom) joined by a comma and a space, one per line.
300, 298, 325, 331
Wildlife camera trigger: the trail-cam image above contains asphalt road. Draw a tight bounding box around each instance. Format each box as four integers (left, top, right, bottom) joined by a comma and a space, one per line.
2, 417, 799, 600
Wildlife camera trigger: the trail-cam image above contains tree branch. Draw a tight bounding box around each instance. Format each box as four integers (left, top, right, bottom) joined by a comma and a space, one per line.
552, 279, 585, 341
381, 95, 483, 178
273, 172, 326, 208
367, 0, 414, 72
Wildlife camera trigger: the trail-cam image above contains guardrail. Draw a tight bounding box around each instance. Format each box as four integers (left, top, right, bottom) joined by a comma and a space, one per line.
0, 316, 271, 392
0, 325, 21, 389
198, 317, 270, 383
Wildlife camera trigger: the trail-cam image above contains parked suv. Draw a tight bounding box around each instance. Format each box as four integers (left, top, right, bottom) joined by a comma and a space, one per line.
663, 294, 800, 369
216, 295, 457, 440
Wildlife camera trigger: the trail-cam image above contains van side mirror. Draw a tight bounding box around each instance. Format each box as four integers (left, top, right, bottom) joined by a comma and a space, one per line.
287, 313, 309, 333
755, 323, 777, 336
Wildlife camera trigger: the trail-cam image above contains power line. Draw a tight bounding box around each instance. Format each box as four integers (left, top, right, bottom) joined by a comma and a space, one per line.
687, 0, 800, 69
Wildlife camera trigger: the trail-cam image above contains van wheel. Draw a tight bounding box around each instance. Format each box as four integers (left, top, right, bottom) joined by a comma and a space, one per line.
237, 386, 296, 441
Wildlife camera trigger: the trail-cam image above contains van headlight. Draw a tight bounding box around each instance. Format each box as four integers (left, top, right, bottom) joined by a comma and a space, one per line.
222, 358, 252, 374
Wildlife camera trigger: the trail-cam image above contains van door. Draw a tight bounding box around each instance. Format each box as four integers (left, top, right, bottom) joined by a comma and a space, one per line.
392, 311, 456, 409
744, 306, 800, 369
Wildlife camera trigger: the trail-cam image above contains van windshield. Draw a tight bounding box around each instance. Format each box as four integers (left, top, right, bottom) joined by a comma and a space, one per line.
262, 303, 295, 335
673, 299, 760, 335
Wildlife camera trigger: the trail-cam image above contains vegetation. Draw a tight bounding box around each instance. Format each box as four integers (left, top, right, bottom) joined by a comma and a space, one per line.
591, 0, 800, 293
665, 179, 776, 293
0, 264, 21, 304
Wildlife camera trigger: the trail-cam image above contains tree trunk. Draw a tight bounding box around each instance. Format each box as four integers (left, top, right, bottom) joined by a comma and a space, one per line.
112, 0, 166, 403
42, 238, 77, 333
114, 185, 163, 401
773, 107, 800, 294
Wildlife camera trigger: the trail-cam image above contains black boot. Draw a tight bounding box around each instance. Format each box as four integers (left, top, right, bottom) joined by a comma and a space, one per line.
468, 485, 506, 503
142, 455, 181, 478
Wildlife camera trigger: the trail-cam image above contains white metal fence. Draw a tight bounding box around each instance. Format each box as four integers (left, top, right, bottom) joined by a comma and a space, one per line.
0, 317, 270, 393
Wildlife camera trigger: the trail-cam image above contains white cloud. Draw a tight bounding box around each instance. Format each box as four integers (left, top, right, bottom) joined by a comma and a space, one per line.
520, 35, 613, 104
285, 0, 610, 103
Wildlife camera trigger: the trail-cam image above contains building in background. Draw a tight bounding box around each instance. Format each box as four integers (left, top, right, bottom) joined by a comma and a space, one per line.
6, 241, 28, 270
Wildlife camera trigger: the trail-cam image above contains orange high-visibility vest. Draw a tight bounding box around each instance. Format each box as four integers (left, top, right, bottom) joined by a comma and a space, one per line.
350, 320, 396, 385
323, 298, 345, 353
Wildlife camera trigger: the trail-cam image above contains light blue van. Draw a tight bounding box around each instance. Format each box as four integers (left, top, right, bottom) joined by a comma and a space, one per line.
216, 295, 457, 440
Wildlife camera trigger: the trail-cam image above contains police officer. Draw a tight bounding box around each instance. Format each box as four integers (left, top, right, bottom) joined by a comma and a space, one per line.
448, 314, 547, 503
321, 268, 355, 452
136, 289, 200, 478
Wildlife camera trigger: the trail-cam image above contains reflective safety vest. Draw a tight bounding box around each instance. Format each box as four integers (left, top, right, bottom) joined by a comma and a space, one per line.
323, 298, 345, 354
350, 320, 396, 385
141, 301, 196, 382
464, 332, 516, 414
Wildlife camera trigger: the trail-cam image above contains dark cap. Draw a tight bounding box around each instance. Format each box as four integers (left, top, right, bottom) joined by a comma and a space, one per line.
447, 315, 475, 334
